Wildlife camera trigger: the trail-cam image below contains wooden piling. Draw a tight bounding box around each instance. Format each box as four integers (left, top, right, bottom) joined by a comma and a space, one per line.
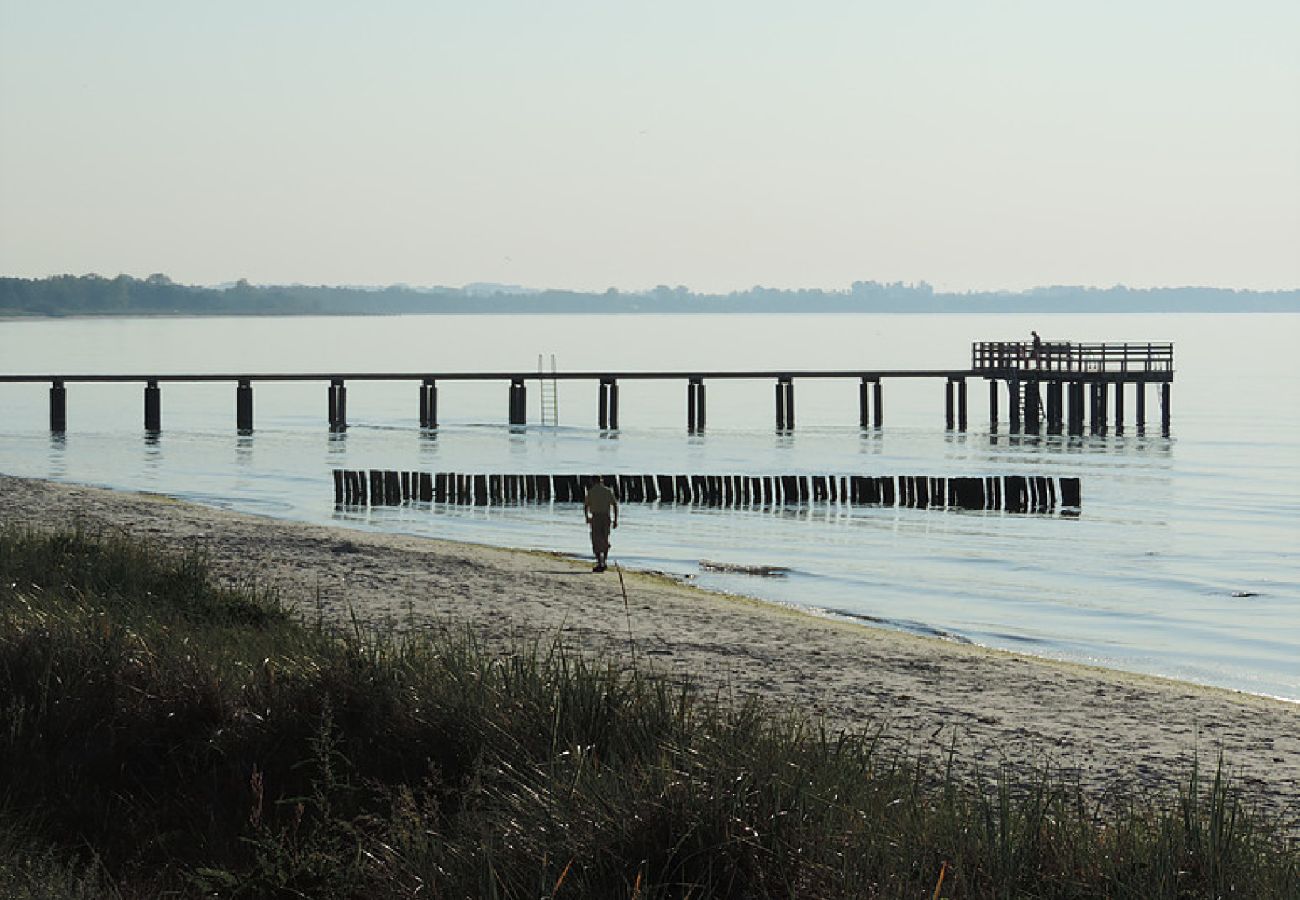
329, 379, 347, 430
509, 379, 527, 426
957, 379, 968, 431
236, 379, 253, 432
419, 472, 433, 502
775, 380, 785, 431
49, 380, 66, 433
333, 470, 344, 504
1135, 382, 1146, 429
1161, 383, 1170, 433
873, 380, 883, 427
144, 380, 161, 432
401, 471, 411, 500
1059, 477, 1081, 508
1025, 381, 1041, 432
1008, 380, 1021, 430
945, 380, 954, 430
988, 379, 998, 430
1114, 380, 1125, 432
859, 377, 870, 429
474, 475, 488, 506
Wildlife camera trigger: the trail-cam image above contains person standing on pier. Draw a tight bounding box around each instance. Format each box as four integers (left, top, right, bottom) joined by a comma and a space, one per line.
1030, 330, 1043, 368
584, 476, 619, 573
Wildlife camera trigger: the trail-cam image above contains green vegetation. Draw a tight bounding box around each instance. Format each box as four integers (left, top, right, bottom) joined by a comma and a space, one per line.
1, 525, 1295, 898
3, 273, 1299, 317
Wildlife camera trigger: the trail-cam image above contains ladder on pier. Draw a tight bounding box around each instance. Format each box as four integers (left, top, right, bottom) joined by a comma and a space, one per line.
538, 354, 559, 426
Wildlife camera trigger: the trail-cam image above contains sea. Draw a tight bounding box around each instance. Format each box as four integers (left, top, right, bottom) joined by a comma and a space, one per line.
1, 313, 1297, 701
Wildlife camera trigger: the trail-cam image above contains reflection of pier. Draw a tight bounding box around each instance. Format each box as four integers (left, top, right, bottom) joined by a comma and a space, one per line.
4, 340, 1172, 436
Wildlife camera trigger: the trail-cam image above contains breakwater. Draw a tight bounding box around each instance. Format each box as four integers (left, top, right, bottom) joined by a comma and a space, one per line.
333, 470, 1080, 515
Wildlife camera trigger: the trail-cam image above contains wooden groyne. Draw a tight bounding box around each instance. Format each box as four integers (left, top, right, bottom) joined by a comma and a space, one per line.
7, 340, 1172, 436
333, 470, 1081, 515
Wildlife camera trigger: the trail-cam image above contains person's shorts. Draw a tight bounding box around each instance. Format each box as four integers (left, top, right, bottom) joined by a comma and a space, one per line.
589, 513, 611, 553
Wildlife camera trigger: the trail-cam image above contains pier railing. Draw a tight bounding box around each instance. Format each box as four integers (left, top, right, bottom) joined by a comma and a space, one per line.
971, 342, 1174, 375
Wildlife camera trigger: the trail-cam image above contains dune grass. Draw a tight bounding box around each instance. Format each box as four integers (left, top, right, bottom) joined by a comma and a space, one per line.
0, 524, 1295, 898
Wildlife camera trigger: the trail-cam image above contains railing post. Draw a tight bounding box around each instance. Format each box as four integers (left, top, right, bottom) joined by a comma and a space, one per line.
144, 380, 161, 432
237, 379, 254, 432
50, 380, 66, 433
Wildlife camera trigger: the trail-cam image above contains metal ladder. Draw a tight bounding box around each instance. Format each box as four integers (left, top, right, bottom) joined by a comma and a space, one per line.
538, 354, 559, 425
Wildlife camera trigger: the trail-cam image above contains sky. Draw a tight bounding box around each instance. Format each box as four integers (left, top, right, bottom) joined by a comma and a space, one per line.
1, 1, 1297, 294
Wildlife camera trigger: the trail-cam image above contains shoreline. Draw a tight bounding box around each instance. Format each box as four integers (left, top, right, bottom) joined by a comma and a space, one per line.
3, 472, 1298, 824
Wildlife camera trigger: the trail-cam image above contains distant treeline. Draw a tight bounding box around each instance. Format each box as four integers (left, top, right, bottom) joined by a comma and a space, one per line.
2, 273, 1298, 316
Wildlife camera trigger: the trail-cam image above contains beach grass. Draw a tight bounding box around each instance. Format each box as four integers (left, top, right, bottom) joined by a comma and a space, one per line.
0, 524, 1295, 898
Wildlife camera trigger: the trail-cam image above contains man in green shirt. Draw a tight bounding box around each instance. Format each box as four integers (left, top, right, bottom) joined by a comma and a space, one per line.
583, 475, 619, 573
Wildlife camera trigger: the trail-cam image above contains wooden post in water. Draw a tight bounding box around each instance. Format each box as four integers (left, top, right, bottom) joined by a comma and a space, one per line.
144, 380, 161, 432
329, 379, 347, 430
608, 380, 619, 430
1025, 380, 1041, 432
1161, 383, 1171, 433
775, 377, 794, 431
859, 377, 870, 429
687, 378, 706, 433
1008, 380, 1021, 431
236, 379, 254, 432
1114, 380, 1125, 433
957, 379, 968, 431
872, 380, 883, 427
944, 379, 955, 430
988, 379, 998, 430
508, 378, 527, 426
1135, 382, 1146, 430
419, 379, 438, 428
49, 380, 66, 433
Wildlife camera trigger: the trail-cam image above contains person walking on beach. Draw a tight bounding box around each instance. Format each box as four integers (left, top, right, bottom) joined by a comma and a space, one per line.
584, 475, 618, 573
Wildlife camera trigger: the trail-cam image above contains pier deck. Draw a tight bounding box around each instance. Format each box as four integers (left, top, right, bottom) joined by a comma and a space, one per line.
1, 340, 1173, 436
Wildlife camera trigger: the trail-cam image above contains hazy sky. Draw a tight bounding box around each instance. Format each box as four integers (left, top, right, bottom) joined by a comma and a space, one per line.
1, 1, 1297, 293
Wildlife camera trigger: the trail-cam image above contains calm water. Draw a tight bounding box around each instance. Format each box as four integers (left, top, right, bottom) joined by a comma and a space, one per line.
1, 313, 1297, 700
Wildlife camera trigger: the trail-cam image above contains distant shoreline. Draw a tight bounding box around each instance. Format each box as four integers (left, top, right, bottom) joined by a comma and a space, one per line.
4, 273, 1298, 317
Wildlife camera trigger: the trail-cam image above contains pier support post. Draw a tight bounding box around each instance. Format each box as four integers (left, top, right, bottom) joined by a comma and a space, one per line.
687, 378, 706, 433
1025, 380, 1041, 432
1008, 380, 1021, 431
945, 379, 954, 430
775, 377, 794, 431
1114, 380, 1125, 433
509, 378, 527, 426
1135, 382, 1146, 430
329, 379, 347, 430
1161, 383, 1170, 433
859, 377, 870, 429
598, 378, 620, 429
236, 379, 253, 432
419, 379, 438, 428
1067, 382, 1083, 435
50, 380, 66, 433
988, 379, 998, 430
957, 379, 967, 431
144, 380, 161, 432
872, 380, 883, 427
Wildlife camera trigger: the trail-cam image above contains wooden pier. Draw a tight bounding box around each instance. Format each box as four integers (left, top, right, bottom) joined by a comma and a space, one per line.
2, 340, 1172, 436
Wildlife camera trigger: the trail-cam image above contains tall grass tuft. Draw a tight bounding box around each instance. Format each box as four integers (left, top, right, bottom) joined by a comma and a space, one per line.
1, 525, 1296, 898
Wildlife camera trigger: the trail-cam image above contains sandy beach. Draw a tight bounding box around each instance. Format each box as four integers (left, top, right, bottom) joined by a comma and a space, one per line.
3, 473, 1297, 826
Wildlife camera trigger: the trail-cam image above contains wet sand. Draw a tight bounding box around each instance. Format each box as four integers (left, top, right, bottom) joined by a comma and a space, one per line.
3, 473, 1297, 825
